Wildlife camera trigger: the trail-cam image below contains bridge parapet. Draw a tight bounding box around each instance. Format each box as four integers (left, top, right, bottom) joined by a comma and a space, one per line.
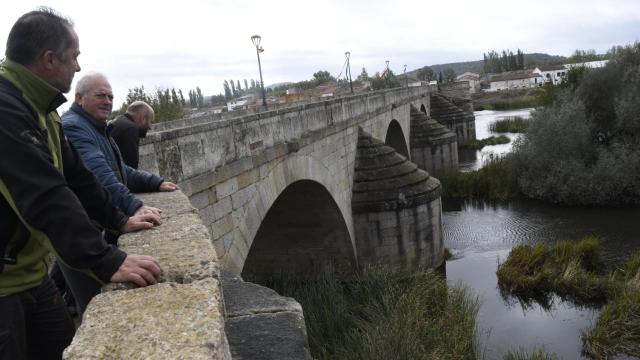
139, 86, 430, 184
64, 191, 231, 358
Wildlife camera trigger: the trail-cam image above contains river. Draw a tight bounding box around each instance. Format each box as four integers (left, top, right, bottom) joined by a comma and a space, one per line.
443, 109, 640, 359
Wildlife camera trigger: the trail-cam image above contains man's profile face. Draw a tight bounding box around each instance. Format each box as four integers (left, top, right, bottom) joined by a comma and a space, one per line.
77, 78, 113, 122
50, 29, 81, 93
137, 109, 154, 138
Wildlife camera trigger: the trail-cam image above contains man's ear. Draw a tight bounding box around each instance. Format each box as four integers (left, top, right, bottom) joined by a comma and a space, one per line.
75, 92, 83, 104
41, 50, 56, 70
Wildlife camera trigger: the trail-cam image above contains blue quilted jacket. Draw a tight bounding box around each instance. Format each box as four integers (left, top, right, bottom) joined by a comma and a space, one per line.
61, 103, 163, 215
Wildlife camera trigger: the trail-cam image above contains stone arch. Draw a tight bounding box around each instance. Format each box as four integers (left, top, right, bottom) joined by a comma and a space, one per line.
242, 179, 355, 279
385, 119, 410, 159
228, 154, 356, 275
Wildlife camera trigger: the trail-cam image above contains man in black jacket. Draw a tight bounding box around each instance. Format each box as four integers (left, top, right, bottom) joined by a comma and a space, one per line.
0, 8, 162, 360
111, 100, 155, 169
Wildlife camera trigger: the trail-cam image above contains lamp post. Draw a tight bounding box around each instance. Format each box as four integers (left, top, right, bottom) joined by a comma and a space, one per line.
345, 51, 354, 94
251, 34, 267, 109
404, 64, 408, 87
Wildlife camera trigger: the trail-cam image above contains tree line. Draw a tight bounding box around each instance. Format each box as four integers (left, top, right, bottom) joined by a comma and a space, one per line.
483, 49, 525, 73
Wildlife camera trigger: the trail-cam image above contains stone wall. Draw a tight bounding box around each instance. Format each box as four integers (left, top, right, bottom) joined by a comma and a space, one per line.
63, 191, 311, 359
64, 191, 231, 359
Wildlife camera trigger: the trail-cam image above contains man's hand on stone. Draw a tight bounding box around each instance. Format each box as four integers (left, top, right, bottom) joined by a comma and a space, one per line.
159, 181, 179, 192
121, 212, 161, 233
110, 254, 162, 287
134, 205, 161, 218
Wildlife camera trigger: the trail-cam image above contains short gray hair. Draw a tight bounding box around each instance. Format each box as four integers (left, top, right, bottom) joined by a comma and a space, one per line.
75, 72, 109, 96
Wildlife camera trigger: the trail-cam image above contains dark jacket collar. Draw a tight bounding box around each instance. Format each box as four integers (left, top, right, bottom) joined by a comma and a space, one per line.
70, 102, 108, 132
0, 59, 67, 114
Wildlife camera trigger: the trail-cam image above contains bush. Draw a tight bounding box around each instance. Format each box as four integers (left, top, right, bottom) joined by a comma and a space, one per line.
439, 155, 518, 201
511, 43, 640, 205
467, 135, 511, 150
502, 347, 559, 360
490, 117, 528, 133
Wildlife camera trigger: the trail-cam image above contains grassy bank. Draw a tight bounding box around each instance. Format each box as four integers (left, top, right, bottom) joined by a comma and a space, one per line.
489, 116, 528, 133
502, 347, 559, 360
439, 156, 518, 201
473, 88, 543, 111
497, 237, 611, 305
467, 135, 511, 150
260, 267, 480, 360
498, 240, 640, 359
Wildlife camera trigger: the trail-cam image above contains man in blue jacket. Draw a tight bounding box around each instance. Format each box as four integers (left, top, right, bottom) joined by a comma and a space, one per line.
0, 8, 162, 359
59, 72, 178, 314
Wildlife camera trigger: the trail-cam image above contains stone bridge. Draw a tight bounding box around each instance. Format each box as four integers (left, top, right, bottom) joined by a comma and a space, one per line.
65, 85, 476, 358
137, 85, 475, 278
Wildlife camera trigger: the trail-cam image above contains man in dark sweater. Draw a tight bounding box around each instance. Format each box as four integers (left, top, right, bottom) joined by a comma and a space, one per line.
111, 101, 154, 169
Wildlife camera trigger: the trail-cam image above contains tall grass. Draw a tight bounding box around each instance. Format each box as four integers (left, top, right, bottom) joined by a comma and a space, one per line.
260, 266, 480, 360
582, 286, 640, 359
489, 117, 528, 133
498, 238, 640, 358
502, 347, 559, 360
467, 135, 511, 150
496, 237, 612, 306
439, 155, 518, 201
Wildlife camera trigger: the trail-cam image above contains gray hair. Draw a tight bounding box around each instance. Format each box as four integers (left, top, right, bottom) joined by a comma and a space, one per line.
75, 72, 109, 95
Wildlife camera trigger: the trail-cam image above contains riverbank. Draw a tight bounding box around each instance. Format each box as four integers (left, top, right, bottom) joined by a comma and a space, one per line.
257, 267, 480, 359
472, 88, 543, 111
497, 239, 640, 359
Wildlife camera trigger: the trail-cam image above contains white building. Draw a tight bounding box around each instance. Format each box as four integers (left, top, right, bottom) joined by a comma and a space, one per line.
533, 65, 568, 85
226, 94, 255, 111
486, 70, 544, 91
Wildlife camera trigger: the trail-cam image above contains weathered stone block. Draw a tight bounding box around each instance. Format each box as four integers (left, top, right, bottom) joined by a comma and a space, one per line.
217, 177, 238, 199
136, 191, 196, 219
118, 212, 219, 283
64, 279, 230, 360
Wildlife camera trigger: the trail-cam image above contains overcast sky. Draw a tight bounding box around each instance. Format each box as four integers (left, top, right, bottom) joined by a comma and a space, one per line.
1, 0, 639, 109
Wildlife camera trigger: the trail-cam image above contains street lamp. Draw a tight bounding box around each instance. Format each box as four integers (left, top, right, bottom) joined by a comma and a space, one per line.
345, 51, 354, 94
404, 64, 408, 87
251, 34, 267, 109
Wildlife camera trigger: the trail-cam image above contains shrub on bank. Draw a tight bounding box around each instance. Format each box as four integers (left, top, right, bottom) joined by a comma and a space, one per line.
490, 116, 528, 133
439, 156, 518, 201
511, 43, 640, 205
467, 135, 511, 150
260, 267, 480, 360
496, 238, 612, 305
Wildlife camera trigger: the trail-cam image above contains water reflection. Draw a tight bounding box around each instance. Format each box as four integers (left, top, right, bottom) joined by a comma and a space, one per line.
459, 108, 533, 172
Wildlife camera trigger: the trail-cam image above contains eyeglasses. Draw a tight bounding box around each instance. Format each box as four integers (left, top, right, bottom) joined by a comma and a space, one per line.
93, 92, 114, 101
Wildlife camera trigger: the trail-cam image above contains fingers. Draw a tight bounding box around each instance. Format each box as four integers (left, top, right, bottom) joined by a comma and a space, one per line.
160, 182, 180, 192
110, 254, 162, 287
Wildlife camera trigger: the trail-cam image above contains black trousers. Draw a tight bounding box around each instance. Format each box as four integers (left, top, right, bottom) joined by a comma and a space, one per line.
0, 276, 75, 360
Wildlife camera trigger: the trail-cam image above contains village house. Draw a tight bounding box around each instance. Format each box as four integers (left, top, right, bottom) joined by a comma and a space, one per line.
533, 64, 568, 85
485, 70, 544, 91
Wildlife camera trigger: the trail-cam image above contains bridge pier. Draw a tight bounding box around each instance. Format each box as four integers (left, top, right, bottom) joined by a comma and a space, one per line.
352, 129, 444, 269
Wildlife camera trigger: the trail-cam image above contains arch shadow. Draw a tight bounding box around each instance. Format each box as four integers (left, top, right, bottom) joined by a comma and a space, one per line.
385, 119, 410, 159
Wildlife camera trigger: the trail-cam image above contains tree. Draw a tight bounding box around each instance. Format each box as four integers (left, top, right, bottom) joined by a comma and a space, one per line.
230, 80, 236, 97
370, 69, 401, 90
443, 68, 456, 83
417, 66, 434, 81
178, 89, 186, 106
244, 79, 249, 91
312, 70, 335, 85
236, 80, 242, 93
196, 87, 204, 108
223, 80, 232, 100
250, 79, 256, 89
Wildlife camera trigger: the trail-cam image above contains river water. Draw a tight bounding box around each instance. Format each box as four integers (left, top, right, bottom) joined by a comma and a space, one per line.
443, 109, 640, 359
